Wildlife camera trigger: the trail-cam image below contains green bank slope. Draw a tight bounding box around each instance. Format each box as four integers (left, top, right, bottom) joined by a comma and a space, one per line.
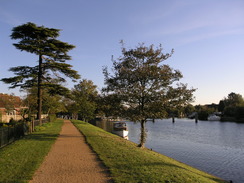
0, 119, 63, 183
72, 120, 226, 183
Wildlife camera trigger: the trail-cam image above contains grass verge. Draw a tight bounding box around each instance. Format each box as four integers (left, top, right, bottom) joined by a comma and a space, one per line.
72, 120, 226, 183
0, 119, 63, 183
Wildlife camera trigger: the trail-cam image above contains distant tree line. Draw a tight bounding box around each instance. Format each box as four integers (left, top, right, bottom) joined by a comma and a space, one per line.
173, 92, 244, 122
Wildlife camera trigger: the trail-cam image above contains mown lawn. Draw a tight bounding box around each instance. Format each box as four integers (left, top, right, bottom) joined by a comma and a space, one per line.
0, 119, 63, 183
72, 120, 227, 183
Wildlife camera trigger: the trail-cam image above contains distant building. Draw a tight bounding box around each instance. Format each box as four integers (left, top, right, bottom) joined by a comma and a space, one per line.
0, 93, 27, 122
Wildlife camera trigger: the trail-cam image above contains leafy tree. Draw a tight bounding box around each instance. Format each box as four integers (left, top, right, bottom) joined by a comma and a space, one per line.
0, 93, 23, 115
1, 22, 80, 123
236, 106, 244, 120
71, 79, 98, 122
225, 92, 244, 107
218, 92, 244, 121
184, 104, 195, 116
103, 43, 196, 147
23, 87, 66, 120
224, 106, 237, 118
195, 105, 215, 120
0, 93, 18, 112
96, 93, 123, 118
218, 100, 225, 112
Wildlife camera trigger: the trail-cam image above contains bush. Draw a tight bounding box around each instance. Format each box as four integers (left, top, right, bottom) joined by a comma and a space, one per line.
236, 106, 244, 119
34, 122, 52, 132
48, 114, 57, 122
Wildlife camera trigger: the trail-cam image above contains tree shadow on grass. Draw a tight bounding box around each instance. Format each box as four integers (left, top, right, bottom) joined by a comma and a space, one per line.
23, 133, 59, 141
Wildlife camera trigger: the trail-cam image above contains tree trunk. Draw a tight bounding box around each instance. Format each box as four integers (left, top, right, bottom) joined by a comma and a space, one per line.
37, 54, 43, 125
138, 120, 146, 148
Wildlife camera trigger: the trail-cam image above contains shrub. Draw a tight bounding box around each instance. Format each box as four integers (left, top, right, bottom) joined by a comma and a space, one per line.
48, 114, 57, 122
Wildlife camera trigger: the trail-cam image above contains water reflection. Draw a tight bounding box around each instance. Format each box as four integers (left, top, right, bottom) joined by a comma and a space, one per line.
94, 119, 114, 133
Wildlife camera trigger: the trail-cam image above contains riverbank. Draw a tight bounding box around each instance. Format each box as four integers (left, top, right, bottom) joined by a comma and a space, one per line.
72, 120, 226, 183
221, 117, 244, 123
0, 119, 63, 183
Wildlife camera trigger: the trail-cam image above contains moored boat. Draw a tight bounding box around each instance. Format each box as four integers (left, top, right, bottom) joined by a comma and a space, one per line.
112, 122, 129, 139
208, 114, 221, 121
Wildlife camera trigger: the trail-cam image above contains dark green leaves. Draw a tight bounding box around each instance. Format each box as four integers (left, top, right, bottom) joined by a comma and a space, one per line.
11, 22, 60, 40
1, 22, 80, 120
103, 43, 196, 121
2, 22, 80, 89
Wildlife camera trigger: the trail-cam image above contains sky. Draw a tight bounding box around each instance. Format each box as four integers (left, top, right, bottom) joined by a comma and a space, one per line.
0, 0, 244, 105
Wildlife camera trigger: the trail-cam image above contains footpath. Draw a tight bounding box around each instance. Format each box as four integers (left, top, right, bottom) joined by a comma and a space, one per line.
29, 120, 112, 183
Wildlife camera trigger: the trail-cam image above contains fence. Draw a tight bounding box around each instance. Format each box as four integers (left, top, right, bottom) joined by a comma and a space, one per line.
0, 118, 49, 148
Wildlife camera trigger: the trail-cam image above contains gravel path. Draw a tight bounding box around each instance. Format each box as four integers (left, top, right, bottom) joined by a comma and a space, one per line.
29, 120, 112, 183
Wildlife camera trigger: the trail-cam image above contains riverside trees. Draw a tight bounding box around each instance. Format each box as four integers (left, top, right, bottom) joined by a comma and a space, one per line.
219, 92, 244, 121
103, 43, 196, 147
1, 22, 80, 123
70, 79, 98, 122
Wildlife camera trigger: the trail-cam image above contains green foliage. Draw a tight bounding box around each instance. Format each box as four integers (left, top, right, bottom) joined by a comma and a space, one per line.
225, 92, 244, 107
184, 104, 195, 116
23, 87, 66, 116
235, 106, 244, 120
194, 105, 215, 120
34, 122, 52, 132
96, 93, 123, 117
69, 79, 98, 121
0, 119, 63, 183
1, 22, 80, 121
218, 100, 225, 112
0, 93, 22, 113
103, 43, 196, 146
224, 106, 244, 120
103, 43, 195, 121
2, 22, 80, 89
219, 92, 244, 122
72, 120, 225, 183
48, 114, 57, 122
11, 22, 72, 60
224, 106, 236, 117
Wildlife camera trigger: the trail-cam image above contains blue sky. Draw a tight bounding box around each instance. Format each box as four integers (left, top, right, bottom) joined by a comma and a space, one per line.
1, 0, 244, 105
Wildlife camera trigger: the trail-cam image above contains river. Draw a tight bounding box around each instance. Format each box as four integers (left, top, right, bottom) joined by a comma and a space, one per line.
125, 118, 244, 183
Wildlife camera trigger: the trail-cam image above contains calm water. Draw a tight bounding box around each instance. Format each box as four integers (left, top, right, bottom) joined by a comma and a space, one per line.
126, 119, 244, 183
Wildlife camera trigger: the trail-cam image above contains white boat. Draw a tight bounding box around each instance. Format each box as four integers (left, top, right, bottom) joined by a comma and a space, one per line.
112, 122, 129, 139
208, 114, 221, 121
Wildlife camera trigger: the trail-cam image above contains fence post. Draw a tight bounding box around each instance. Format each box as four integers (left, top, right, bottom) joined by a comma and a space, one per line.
0, 128, 2, 148
32, 119, 34, 132
8, 125, 10, 144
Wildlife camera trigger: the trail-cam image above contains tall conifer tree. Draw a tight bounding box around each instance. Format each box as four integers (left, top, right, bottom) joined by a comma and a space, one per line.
1, 22, 80, 122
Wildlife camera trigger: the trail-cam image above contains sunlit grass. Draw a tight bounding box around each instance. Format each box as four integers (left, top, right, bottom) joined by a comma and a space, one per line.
0, 119, 63, 183
72, 120, 226, 183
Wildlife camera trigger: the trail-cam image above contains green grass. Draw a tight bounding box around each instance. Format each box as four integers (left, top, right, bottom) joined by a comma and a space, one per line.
72, 120, 227, 183
0, 119, 63, 183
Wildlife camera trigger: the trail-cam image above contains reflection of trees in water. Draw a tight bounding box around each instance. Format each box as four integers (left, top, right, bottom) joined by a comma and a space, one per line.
95, 120, 114, 133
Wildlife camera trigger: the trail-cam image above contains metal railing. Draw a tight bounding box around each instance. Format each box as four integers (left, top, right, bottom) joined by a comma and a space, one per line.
0, 118, 49, 148
0, 123, 26, 148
